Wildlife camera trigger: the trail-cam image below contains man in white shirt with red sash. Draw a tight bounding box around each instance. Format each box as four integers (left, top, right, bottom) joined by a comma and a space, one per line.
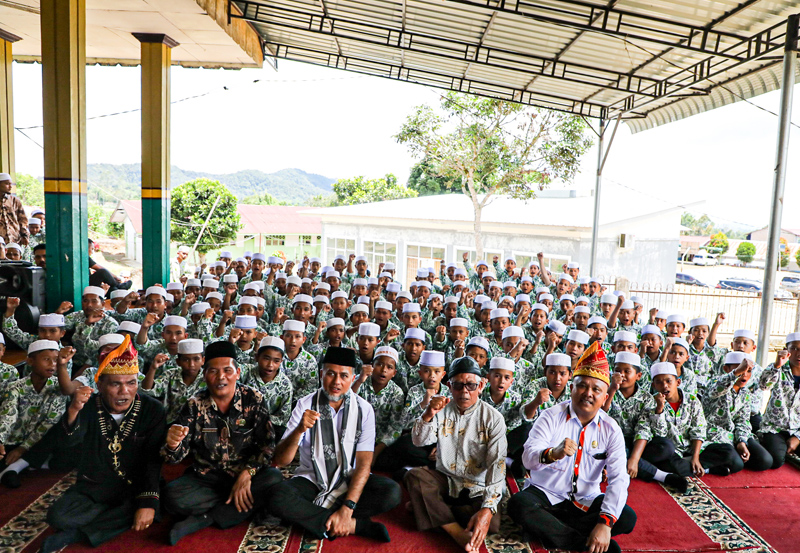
508, 341, 637, 553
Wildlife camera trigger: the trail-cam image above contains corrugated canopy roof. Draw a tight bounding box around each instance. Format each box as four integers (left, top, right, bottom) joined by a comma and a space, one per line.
231, 0, 800, 132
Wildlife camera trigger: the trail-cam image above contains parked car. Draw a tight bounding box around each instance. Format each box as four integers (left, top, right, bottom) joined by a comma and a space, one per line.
717, 278, 761, 293
717, 278, 793, 299
780, 275, 800, 297
676, 273, 708, 287
693, 252, 719, 266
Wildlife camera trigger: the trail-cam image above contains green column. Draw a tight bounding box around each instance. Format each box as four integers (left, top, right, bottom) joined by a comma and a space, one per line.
41, 0, 89, 311
136, 33, 177, 287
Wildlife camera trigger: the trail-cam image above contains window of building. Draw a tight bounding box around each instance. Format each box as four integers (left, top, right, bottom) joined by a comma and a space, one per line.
363, 240, 397, 270
264, 235, 286, 246
539, 253, 571, 273
326, 237, 356, 263
406, 244, 446, 287
301, 235, 313, 246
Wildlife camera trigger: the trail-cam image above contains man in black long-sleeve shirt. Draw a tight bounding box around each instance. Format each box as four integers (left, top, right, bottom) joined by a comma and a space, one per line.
41, 338, 167, 552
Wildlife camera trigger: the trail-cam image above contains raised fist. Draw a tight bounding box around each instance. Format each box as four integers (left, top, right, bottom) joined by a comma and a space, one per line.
70, 385, 93, 411
300, 410, 321, 431
166, 425, 190, 450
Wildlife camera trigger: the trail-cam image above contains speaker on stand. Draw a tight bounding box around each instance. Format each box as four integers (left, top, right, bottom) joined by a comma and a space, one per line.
0, 261, 46, 334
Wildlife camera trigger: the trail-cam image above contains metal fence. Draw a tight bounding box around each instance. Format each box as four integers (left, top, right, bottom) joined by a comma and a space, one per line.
597, 279, 800, 347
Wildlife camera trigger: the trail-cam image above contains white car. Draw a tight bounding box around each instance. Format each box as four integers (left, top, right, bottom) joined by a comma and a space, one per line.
693, 252, 718, 266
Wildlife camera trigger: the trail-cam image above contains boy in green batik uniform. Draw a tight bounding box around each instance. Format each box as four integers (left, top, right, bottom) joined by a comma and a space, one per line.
0, 335, 18, 393
432, 317, 470, 369
239, 336, 293, 435
757, 341, 800, 469
0, 340, 68, 488
280, 320, 318, 402
136, 314, 188, 377
353, 346, 405, 470
393, 328, 426, 393
3, 307, 71, 377
142, 339, 207, 424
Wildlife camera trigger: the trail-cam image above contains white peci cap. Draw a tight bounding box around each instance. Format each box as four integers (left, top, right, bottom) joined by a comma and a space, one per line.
650, 362, 678, 378
28, 339, 60, 354
420, 350, 445, 367
614, 351, 641, 367
98, 334, 125, 348
177, 339, 204, 355
490, 357, 515, 372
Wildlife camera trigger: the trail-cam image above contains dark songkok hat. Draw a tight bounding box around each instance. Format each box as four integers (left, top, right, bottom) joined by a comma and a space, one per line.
322, 346, 357, 368
449, 356, 483, 379
205, 340, 238, 363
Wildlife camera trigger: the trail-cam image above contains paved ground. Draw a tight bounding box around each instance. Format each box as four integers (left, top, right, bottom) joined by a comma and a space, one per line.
675, 262, 798, 289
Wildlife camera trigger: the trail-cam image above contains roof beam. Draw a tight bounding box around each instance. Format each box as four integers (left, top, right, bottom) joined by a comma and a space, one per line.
446, 0, 757, 61
232, 0, 664, 98
263, 40, 608, 117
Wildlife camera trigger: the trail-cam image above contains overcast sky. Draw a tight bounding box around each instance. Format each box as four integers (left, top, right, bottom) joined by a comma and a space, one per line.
10, 59, 800, 230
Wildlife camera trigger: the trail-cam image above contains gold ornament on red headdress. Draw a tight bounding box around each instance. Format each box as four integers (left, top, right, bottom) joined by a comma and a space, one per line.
95, 335, 139, 382
573, 341, 610, 385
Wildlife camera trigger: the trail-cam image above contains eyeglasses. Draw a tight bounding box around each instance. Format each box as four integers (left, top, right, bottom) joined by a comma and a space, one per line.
450, 381, 479, 391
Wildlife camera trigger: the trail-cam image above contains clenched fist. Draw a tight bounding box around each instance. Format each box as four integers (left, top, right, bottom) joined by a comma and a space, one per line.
300, 410, 321, 431
166, 425, 190, 450
551, 437, 578, 460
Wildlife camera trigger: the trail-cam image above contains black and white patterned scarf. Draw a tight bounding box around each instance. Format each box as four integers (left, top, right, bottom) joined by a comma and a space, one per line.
309, 388, 363, 507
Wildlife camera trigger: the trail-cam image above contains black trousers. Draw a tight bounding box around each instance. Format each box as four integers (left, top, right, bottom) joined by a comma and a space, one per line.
373, 433, 435, 473
624, 437, 666, 482
47, 488, 159, 547
265, 474, 401, 540
508, 486, 636, 551
645, 438, 770, 476
89, 268, 119, 290
507, 422, 532, 458
164, 468, 282, 528
761, 431, 791, 469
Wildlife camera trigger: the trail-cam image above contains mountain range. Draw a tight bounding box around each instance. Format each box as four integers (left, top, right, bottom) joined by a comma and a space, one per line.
84, 163, 335, 206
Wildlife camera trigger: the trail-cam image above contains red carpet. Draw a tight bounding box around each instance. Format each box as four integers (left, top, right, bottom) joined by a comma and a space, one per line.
4, 465, 796, 553
703, 465, 800, 553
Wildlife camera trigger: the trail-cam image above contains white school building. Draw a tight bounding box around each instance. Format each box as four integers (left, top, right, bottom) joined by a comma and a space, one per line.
302, 189, 692, 288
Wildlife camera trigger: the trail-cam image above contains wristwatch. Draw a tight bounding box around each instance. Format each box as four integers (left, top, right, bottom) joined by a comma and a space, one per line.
342, 499, 357, 510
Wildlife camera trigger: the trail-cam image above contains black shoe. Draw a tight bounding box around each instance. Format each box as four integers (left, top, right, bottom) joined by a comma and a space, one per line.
118, 280, 133, 290
708, 466, 731, 477
169, 514, 212, 545
355, 519, 390, 543
40, 529, 82, 553
664, 473, 689, 493
1, 470, 21, 489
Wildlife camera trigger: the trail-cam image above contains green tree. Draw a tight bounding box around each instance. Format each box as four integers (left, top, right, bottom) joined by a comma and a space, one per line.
795, 246, 800, 268
87, 204, 108, 234
332, 174, 417, 206
396, 92, 591, 258
707, 232, 729, 255
306, 193, 338, 207
406, 158, 459, 196
14, 173, 44, 207
241, 191, 280, 205
171, 178, 241, 255
736, 242, 756, 265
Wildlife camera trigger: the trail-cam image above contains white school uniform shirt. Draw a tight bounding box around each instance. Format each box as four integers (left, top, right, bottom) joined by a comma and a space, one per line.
522, 401, 630, 521
283, 390, 376, 485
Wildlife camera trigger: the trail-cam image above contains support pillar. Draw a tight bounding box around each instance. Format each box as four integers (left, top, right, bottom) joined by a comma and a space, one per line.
135, 33, 177, 287
41, 0, 89, 311
0, 28, 20, 177
589, 117, 605, 276
757, 14, 799, 367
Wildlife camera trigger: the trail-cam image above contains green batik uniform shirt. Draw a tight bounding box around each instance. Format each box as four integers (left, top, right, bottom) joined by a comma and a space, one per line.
0, 376, 67, 450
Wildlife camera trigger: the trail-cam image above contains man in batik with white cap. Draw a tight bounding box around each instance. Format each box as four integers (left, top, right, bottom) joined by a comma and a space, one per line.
40, 336, 167, 552
0, 172, 28, 246
405, 356, 507, 552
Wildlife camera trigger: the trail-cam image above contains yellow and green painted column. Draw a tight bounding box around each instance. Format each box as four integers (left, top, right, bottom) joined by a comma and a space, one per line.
0, 28, 20, 177
41, 0, 89, 310
135, 33, 177, 287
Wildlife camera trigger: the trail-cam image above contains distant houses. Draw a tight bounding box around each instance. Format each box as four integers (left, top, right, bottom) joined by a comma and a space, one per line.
110, 201, 322, 263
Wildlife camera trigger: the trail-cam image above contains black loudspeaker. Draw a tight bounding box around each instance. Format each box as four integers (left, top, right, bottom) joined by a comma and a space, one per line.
0, 261, 46, 334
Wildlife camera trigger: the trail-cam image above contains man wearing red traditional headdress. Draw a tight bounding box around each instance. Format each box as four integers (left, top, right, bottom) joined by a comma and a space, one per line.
508, 342, 637, 553
41, 336, 167, 553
